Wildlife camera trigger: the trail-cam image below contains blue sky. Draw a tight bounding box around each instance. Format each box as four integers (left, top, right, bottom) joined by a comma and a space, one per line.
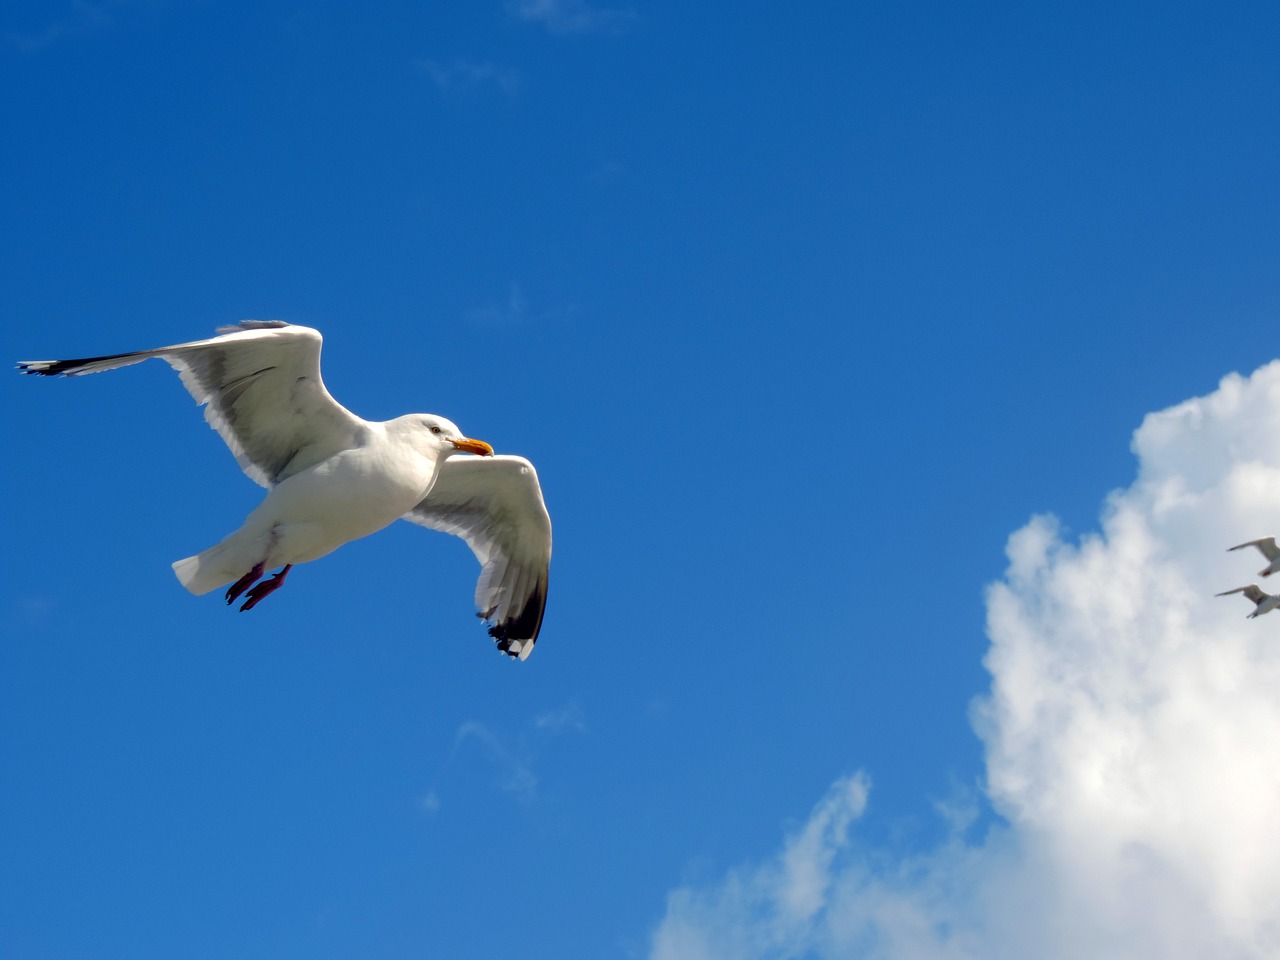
3, 2, 1279, 957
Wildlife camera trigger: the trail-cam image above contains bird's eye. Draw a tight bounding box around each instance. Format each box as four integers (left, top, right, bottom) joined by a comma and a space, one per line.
429, 425, 443, 435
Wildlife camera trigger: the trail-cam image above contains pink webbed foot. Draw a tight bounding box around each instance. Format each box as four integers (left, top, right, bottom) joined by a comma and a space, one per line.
239, 564, 293, 612
226, 562, 266, 605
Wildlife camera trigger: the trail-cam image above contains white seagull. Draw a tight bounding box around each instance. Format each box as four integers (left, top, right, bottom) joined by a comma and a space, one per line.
19, 321, 551, 659
1227, 537, 1280, 579
1215, 584, 1280, 619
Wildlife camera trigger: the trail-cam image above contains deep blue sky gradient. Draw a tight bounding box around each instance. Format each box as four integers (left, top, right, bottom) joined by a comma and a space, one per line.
3, 2, 1278, 957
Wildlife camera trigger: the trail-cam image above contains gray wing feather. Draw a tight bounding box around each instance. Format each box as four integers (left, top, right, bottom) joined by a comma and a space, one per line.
403, 455, 551, 660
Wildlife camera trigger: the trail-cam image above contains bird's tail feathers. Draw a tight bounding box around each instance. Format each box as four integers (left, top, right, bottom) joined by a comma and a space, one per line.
172, 550, 229, 595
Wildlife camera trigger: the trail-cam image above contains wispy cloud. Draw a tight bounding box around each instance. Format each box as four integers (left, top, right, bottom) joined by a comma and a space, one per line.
534, 701, 587, 735
650, 360, 1280, 960
424, 702, 586, 811
464, 281, 579, 328
454, 719, 540, 802
505, 0, 637, 36
414, 58, 521, 97
466, 282, 530, 328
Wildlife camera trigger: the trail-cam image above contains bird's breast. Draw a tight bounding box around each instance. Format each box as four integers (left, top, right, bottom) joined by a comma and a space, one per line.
264, 445, 440, 539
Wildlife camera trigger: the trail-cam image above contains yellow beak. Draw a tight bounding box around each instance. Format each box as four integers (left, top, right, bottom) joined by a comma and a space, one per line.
450, 437, 494, 457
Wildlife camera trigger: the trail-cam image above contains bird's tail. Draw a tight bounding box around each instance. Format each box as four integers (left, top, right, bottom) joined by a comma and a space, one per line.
174, 523, 276, 596
172, 548, 232, 596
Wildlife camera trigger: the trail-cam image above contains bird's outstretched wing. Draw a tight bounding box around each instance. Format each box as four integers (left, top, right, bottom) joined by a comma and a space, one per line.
1217, 584, 1267, 603
404, 455, 551, 660
19, 321, 367, 487
1229, 537, 1280, 560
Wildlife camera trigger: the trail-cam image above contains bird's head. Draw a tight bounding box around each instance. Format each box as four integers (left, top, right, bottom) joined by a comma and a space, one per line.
402, 414, 494, 459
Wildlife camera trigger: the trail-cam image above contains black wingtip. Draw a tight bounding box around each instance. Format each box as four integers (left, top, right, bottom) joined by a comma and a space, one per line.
17, 350, 147, 376
488, 624, 525, 658
488, 622, 536, 659
18, 359, 72, 376
483, 575, 547, 659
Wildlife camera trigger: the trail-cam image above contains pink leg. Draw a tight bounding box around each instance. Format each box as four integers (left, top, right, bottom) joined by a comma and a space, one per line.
239, 564, 293, 612
225, 562, 266, 605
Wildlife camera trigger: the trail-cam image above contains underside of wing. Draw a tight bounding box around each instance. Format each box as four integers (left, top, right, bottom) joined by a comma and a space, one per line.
21, 321, 368, 487
403, 455, 552, 660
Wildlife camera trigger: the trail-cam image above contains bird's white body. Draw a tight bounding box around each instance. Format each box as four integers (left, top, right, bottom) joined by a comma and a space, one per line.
20, 322, 551, 659
1228, 537, 1280, 579
174, 419, 446, 594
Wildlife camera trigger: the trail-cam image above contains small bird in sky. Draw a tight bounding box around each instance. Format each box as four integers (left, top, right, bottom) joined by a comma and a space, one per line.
19, 321, 551, 659
1227, 537, 1280, 579
1215, 584, 1280, 619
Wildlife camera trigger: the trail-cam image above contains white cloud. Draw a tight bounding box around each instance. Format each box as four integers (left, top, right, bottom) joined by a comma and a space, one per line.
505, 0, 637, 36
650, 360, 1280, 960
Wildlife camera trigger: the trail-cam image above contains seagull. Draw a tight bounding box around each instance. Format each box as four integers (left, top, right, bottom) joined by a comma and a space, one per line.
1227, 537, 1280, 579
18, 321, 550, 659
1215, 584, 1280, 619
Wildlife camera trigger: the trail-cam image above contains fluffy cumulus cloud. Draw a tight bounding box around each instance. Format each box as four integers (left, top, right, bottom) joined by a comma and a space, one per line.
650, 361, 1280, 960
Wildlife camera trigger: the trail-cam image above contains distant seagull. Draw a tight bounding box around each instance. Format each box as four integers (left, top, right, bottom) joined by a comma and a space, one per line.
1227, 537, 1280, 579
1215, 584, 1280, 619
18, 321, 550, 659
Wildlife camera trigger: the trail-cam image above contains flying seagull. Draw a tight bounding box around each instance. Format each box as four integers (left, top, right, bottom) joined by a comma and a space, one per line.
1227, 537, 1280, 579
1214, 584, 1280, 619
18, 321, 550, 659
